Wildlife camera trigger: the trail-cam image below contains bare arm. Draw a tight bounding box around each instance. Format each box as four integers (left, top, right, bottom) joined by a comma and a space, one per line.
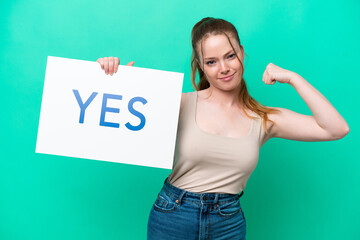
263, 63, 349, 142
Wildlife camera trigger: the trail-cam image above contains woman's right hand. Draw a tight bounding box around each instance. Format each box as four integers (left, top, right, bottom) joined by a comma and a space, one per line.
96, 56, 135, 75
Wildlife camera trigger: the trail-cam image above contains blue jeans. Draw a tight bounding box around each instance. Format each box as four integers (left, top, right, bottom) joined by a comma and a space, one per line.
147, 177, 246, 240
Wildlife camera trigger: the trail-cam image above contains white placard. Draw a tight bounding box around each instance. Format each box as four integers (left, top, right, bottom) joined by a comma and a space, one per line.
36, 56, 183, 169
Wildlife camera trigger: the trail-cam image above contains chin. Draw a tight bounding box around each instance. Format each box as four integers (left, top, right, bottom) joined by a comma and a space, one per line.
217, 84, 240, 93
219, 80, 242, 92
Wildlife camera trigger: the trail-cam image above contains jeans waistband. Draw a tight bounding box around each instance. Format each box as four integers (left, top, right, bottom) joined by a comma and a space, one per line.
162, 177, 244, 205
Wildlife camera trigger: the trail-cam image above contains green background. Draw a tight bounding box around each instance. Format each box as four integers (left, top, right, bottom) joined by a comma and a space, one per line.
1, 0, 359, 239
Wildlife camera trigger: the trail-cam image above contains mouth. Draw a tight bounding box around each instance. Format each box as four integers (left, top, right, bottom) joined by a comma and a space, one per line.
219, 73, 235, 81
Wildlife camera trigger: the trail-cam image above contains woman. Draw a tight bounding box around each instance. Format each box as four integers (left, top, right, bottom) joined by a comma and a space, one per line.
97, 17, 349, 240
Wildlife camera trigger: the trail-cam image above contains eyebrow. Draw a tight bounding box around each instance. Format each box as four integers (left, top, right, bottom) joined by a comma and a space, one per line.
204, 50, 234, 60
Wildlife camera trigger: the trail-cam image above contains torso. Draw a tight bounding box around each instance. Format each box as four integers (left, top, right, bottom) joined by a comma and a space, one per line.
180, 90, 274, 144
195, 90, 254, 139
168, 90, 268, 194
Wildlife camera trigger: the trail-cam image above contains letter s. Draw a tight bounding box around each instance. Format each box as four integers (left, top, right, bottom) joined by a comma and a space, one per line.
125, 97, 147, 131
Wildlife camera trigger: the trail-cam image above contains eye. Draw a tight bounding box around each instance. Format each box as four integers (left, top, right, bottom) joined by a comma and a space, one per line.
228, 53, 236, 58
206, 60, 215, 65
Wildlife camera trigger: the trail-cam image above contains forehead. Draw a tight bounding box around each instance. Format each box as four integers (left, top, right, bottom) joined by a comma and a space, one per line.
197, 34, 239, 58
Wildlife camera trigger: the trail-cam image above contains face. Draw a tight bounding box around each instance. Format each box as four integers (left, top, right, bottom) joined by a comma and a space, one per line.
196, 33, 244, 92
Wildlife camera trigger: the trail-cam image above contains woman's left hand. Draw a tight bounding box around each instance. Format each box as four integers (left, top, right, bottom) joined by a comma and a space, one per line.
262, 63, 297, 85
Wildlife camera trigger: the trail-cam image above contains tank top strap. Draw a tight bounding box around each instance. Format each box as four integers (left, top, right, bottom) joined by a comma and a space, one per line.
188, 91, 197, 115
186, 91, 264, 143
177, 92, 196, 128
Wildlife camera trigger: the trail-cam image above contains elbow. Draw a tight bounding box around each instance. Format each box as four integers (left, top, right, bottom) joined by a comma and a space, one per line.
342, 122, 350, 137
332, 125, 350, 140
342, 125, 350, 137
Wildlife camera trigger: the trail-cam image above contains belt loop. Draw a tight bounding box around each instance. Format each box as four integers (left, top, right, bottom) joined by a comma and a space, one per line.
214, 193, 219, 204
177, 190, 186, 206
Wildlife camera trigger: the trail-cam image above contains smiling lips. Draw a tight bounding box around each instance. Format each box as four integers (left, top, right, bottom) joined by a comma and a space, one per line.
219, 73, 235, 81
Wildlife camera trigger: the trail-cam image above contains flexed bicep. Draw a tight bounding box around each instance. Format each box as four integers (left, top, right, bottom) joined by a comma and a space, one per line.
267, 107, 337, 142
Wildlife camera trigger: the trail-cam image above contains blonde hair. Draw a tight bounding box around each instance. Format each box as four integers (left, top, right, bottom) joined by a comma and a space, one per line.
190, 17, 280, 134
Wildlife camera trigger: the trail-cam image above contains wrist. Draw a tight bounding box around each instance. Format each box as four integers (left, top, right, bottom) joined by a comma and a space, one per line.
288, 72, 303, 87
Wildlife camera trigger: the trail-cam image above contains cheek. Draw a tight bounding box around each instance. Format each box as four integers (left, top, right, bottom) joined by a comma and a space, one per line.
205, 66, 219, 76
231, 60, 242, 69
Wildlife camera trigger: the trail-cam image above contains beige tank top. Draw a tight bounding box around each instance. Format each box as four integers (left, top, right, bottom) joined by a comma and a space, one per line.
168, 91, 267, 194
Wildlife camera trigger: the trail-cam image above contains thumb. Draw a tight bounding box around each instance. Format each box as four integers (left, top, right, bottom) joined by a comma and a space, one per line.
126, 61, 135, 66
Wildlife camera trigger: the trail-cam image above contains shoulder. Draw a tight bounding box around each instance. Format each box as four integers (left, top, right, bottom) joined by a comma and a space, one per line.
250, 107, 281, 144
180, 92, 192, 112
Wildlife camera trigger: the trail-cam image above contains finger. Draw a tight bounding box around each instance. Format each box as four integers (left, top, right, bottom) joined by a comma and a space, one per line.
264, 74, 269, 84
262, 69, 267, 83
267, 75, 273, 85
126, 61, 135, 66
262, 72, 265, 83
96, 58, 104, 70
114, 57, 120, 73
104, 57, 109, 74
108, 56, 114, 75
265, 72, 271, 85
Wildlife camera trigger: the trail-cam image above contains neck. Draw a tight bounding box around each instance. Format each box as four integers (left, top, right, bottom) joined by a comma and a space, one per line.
203, 86, 241, 109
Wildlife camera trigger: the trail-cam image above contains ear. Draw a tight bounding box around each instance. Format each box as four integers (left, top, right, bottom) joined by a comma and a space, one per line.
240, 45, 245, 61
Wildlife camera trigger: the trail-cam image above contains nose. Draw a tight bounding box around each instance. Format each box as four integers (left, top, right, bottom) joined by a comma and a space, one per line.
219, 61, 230, 74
